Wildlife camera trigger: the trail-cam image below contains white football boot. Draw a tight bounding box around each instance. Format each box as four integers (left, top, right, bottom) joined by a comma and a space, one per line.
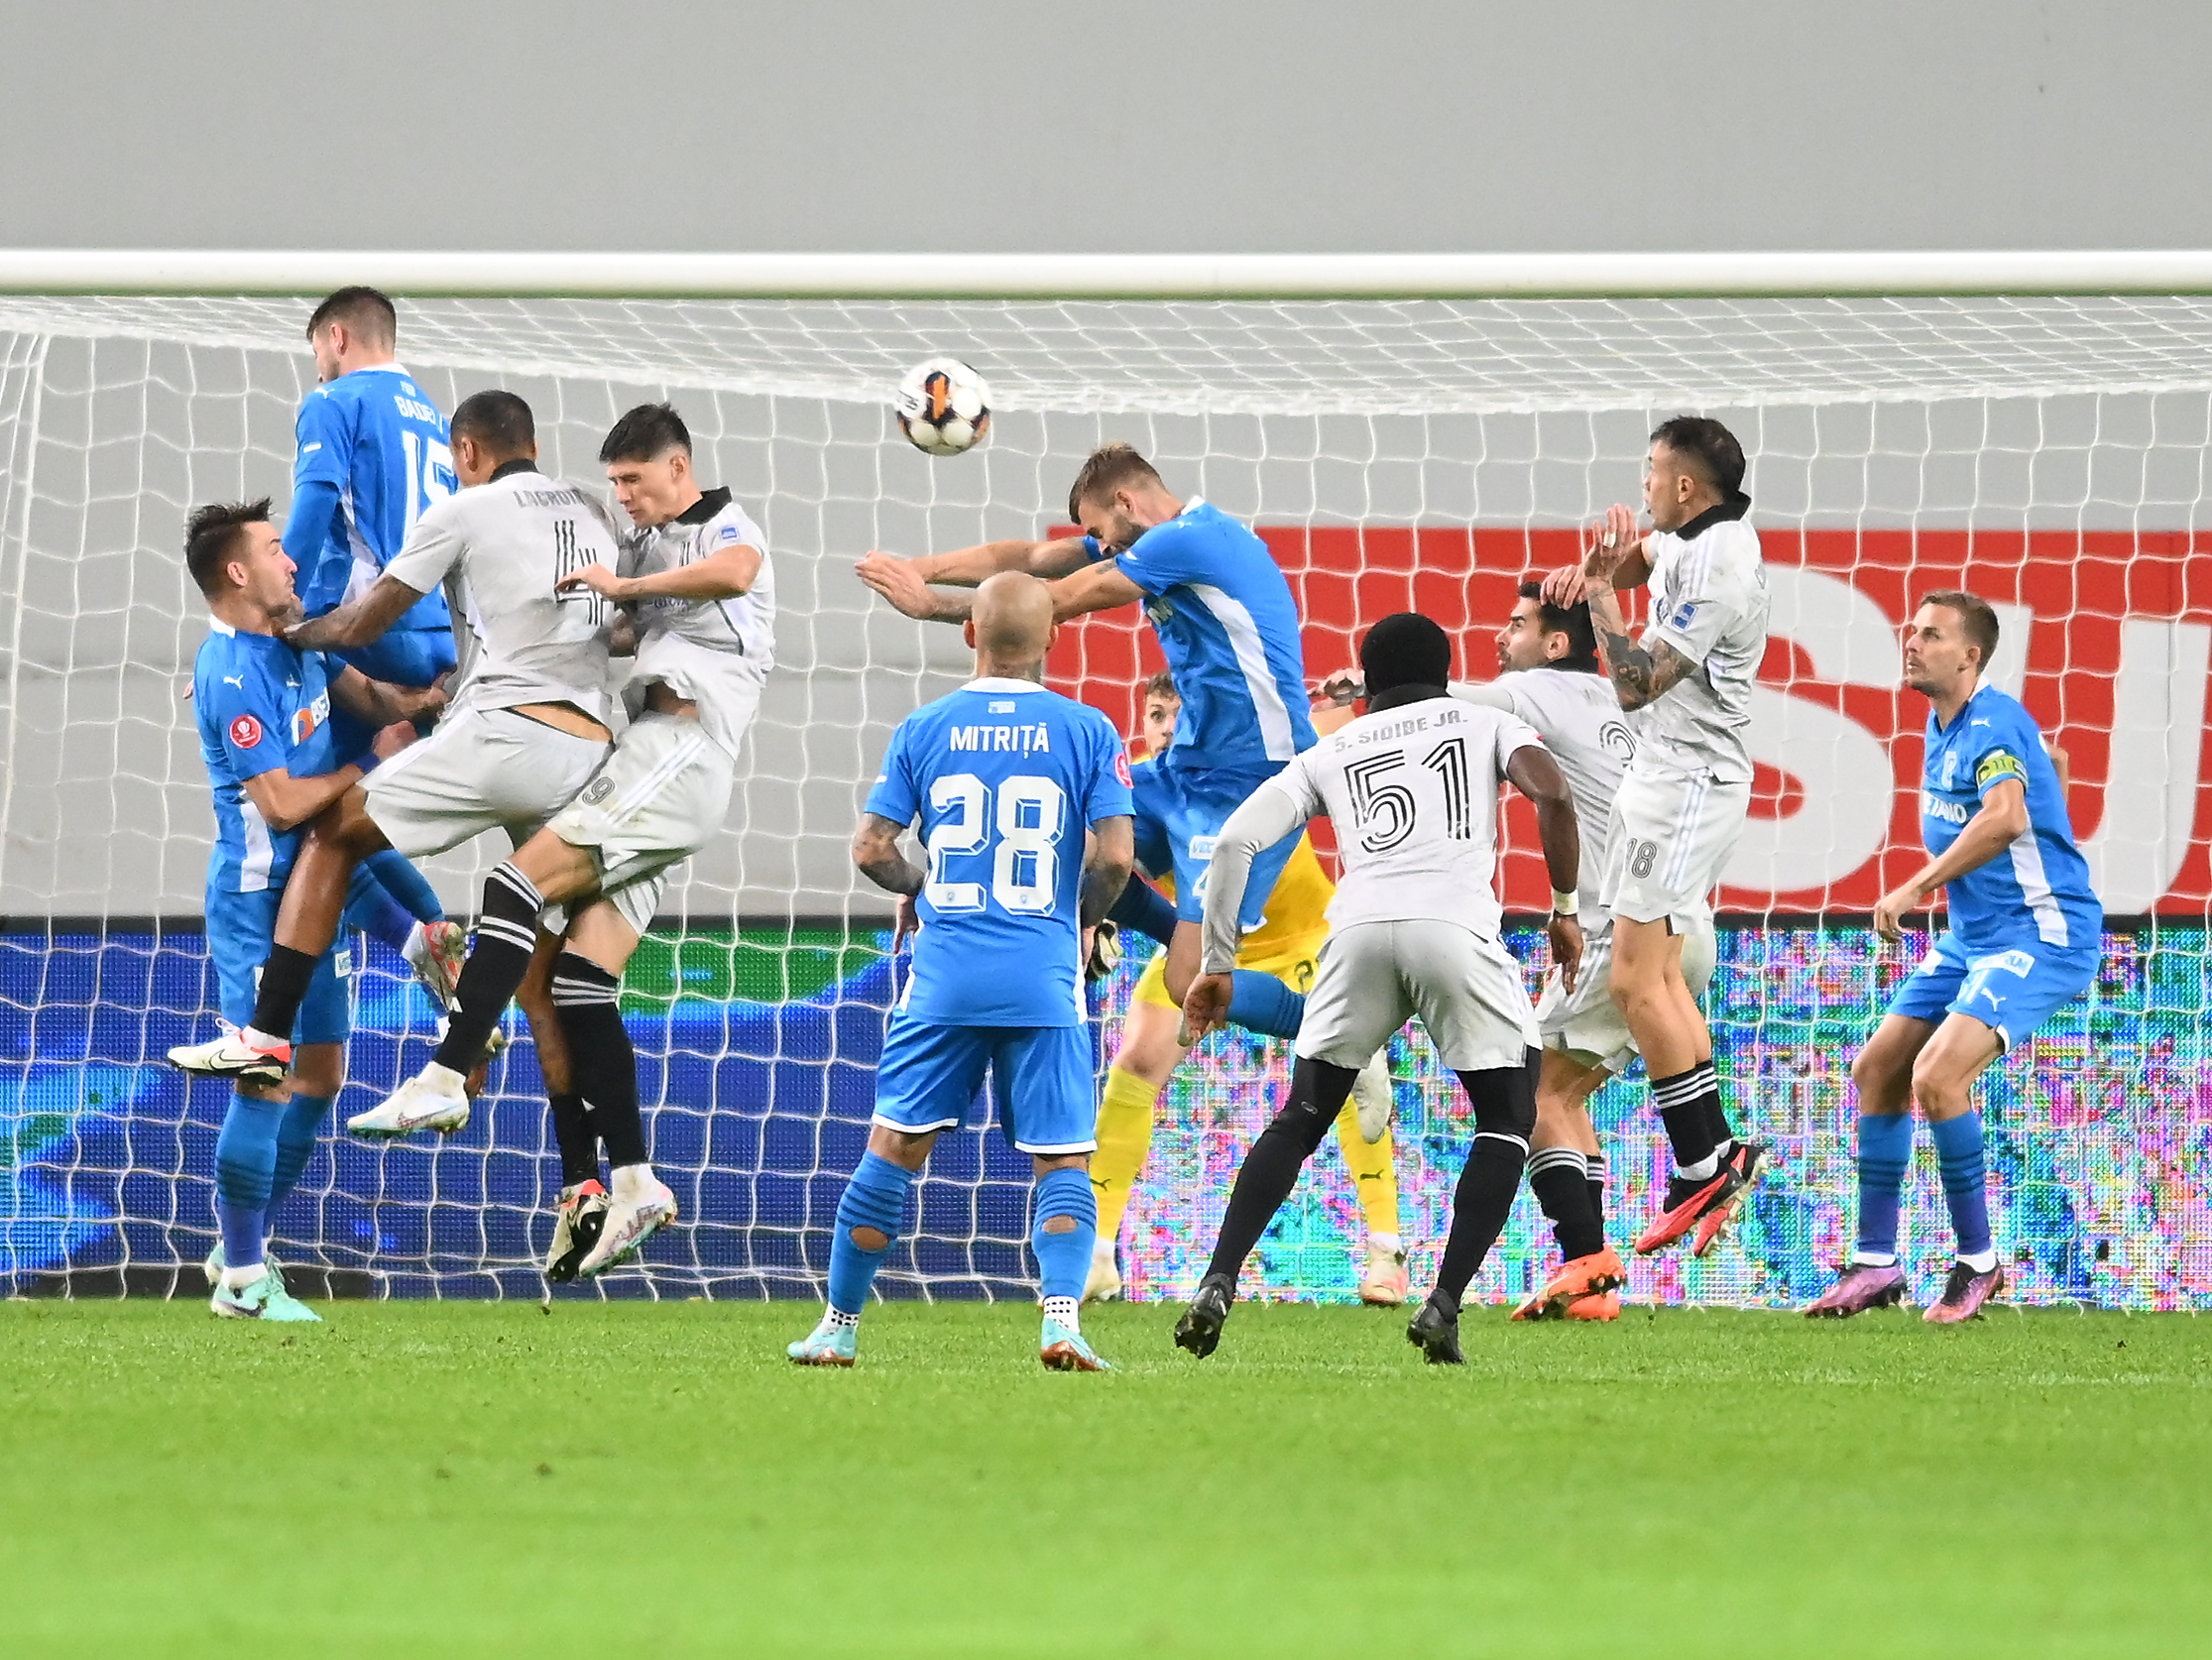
346, 1066, 471, 1139
168, 1029, 289, 1086
580, 1167, 677, 1277
1083, 1237, 1122, 1303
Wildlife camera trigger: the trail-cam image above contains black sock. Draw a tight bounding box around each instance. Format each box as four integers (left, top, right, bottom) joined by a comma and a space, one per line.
1652, 1062, 1723, 1172
1202, 1057, 1357, 1283
552, 952, 647, 1168
249, 945, 320, 1040
1432, 1053, 1538, 1302
1586, 1147, 1608, 1232
1701, 1078, 1737, 1157
432, 864, 544, 1074
1528, 1146, 1603, 1261
548, 1091, 598, 1188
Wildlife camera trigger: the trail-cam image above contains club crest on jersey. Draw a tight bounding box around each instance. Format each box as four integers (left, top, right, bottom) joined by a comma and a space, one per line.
229, 713, 264, 749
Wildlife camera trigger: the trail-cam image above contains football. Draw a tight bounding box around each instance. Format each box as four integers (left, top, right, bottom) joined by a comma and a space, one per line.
894, 357, 990, 456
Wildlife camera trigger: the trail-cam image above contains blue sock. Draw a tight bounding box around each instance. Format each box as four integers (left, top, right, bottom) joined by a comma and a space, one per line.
267, 1093, 333, 1215
364, 847, 445, 927
1030, 1166, 1097, 1304
827, 1152, 914, 1316
1854, 1113, 1913, 1259
1227, 970, 1305, 1040
214, 1093, 284, 1270
1106, 876, 1180, 949
342, 864, 416, 955
1928, 1111, 1993, 1258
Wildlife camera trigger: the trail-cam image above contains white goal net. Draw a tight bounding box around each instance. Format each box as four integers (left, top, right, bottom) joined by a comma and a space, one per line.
3, 275, 2209, 1308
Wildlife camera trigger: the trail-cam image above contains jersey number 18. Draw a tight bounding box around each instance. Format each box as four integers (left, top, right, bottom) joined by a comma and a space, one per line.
924, 773, 1066, 915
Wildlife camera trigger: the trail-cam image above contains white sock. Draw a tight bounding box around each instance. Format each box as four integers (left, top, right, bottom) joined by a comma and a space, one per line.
1677, 1152, 1721, 1182
1091, 1237, 1115, 1262
419, 1062, 466, 1095
1851, 1250, 1900, 1267
219, 1262, 268, 1293
825, 1306, 861, 1331
611, 1162, 657, 1202
1042, 1295, 1081, 1331
1369, 1232, 1403, 1257
1958, 1248, 1999, 1273
402, 922, 430, 968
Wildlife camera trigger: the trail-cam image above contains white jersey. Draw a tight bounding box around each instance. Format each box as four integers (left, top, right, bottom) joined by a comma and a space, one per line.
385, 464, 619, 722
1200, 693, 1544, 973
619, 487, 775, 759
1637, 497, 1770, 783
1456, 666, 1632, 924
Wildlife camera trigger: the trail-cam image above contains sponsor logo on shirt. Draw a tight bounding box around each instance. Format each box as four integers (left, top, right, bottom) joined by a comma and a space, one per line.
1188, 834, 1218, 861
1921, 791, 1968, 825
230, 713, 264, 749
1975, 751, 2027, 790
290, 691, 331, 746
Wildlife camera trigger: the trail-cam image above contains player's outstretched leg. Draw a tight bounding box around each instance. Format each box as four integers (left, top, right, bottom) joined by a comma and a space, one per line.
1034, 1165, 1109, 1370
1407, 1053, 1537, 1364
1175, 1056, 1357, 1358
790, 1149, 917, 1366
354, 860, 551, 1137
209, 1087, 320, 1323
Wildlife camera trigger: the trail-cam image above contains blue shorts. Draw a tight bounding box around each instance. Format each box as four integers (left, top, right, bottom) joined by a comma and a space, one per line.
206, 888, 353, 1049
1885, 930, 2097, 1051
329, 627, 457, 764
1135, 759, 1301, 927
872, 1011, 1097, 1155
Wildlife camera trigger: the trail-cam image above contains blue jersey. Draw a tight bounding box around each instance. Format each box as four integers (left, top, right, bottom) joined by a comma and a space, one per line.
290, 364, 455, 630
866, 677, 1135, 1026
193, 622, 342, 895
1085, 500, 1315, 774
1921, 682, 2100, 952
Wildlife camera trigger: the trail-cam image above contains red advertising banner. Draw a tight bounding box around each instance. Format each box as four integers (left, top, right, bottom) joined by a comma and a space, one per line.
1044, 527, 2212, 915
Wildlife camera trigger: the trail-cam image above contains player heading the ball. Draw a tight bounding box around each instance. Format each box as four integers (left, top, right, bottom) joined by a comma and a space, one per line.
789, 572, 1135, 1370
856, 444, 1321, 1044
1805, 593, 2101, 1323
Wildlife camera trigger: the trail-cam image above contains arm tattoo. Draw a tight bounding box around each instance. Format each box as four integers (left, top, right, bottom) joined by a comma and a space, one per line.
1590, 608, 1698, 711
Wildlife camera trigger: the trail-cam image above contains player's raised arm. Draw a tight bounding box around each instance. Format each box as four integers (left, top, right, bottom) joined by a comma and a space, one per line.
287, 571, 425, 652
855, 534, 1092, 623
1182, 769, 1314, 1041
1505, 743, 1585, 990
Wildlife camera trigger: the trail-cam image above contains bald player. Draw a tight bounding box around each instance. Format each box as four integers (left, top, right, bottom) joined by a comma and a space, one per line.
788, 573, 1135, 1371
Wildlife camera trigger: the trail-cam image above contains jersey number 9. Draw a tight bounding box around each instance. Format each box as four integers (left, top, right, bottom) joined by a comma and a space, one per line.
924, 772, 1067, 915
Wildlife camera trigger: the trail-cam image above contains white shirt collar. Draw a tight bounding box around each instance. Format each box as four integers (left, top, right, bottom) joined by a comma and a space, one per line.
207, 617, 236, 637
965, 676, 1044, 693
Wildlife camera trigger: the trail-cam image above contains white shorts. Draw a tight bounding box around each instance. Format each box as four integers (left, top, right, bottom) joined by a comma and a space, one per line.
1294, 919, 1540, 1074
1602, 766, 1751, 929
364, 706, 610, 862
1536, 911, 1720, 1073
543, 711, 736, 938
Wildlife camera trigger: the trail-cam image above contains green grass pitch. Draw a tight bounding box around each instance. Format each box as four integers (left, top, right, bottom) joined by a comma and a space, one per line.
4, 1298, 2208, 1658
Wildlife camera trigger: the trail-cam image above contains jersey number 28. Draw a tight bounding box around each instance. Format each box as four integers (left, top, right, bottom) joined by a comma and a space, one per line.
924, 773, 1066, 914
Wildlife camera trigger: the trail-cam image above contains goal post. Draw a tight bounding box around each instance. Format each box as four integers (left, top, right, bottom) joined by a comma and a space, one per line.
3, 252, 2209, 1309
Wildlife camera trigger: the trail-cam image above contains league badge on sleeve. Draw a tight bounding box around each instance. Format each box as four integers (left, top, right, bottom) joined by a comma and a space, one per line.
1114, 750, 1134, 786
229, 713, 264, 749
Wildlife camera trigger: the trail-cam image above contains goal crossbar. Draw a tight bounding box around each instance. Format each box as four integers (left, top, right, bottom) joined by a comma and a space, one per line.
7, 249, 2212, 300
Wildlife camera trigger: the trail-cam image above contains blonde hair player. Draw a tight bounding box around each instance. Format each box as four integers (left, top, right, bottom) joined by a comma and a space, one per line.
1088, 670, 1405, 1307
